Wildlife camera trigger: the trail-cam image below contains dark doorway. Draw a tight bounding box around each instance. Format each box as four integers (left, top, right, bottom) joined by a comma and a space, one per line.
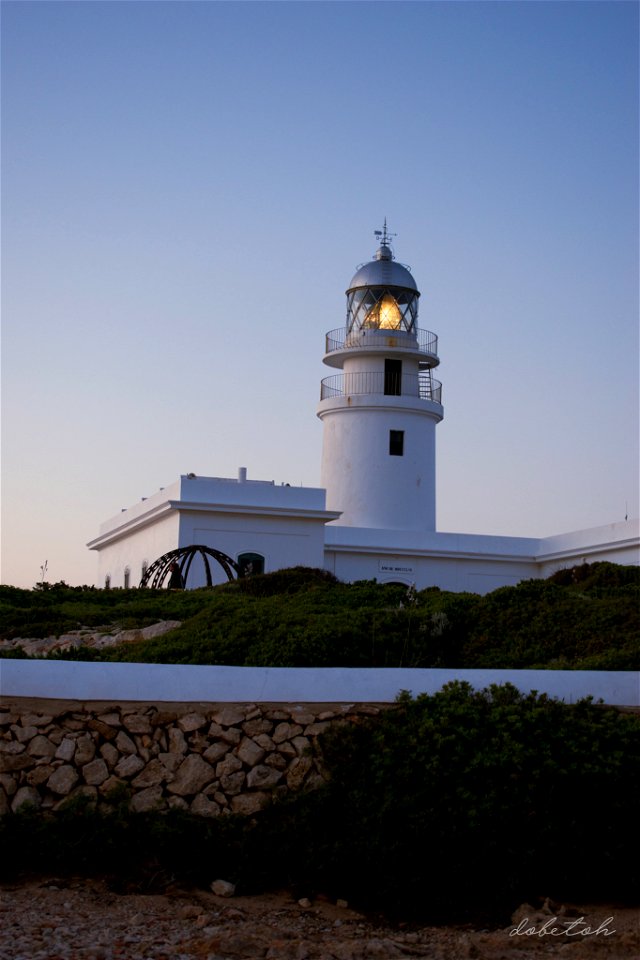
384, 359, 402, 395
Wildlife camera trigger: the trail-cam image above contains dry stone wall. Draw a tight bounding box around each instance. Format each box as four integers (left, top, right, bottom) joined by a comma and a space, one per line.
0, 700, 384, 818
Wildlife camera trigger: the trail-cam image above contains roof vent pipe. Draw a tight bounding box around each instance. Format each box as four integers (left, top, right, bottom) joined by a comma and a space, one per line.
238, 467, 247, 483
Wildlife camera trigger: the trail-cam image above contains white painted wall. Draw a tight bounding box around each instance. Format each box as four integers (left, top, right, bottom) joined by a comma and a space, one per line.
318, 396, 441, 530
2, 660, 637, 706
92, 511, 180, 589
179, 514, 328, 586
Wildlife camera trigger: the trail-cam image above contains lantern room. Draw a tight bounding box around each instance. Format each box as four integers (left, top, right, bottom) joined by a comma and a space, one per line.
346, 234, 420, 335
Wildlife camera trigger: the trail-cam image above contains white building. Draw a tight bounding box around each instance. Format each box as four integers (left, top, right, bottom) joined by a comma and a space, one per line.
88, 229, 639, 592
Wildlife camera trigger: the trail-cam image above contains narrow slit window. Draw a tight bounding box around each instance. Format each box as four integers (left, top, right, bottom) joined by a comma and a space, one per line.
389, 430, 404, 456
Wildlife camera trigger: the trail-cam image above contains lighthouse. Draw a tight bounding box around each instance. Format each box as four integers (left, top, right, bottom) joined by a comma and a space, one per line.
317, 225, 443, 530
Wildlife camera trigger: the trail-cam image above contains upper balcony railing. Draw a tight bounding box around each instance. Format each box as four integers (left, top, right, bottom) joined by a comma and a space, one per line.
320, 371, 442, 404
325, 326, 438, 359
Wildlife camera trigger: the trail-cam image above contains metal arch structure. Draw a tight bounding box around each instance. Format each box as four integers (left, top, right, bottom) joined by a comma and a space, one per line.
139, 545, 244, 589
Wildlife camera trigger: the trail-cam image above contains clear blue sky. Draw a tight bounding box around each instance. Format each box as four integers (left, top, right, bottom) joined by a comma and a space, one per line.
2, 1, 638, 588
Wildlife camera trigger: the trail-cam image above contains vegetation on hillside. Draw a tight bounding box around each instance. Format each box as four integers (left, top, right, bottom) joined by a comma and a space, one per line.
2, 683, 639, 924
0, 562, 637, 669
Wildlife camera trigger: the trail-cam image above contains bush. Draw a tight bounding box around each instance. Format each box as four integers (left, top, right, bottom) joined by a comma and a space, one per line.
301, 683, 640, 923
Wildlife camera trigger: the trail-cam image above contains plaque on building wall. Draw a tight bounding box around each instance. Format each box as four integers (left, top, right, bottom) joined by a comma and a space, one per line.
378, 560, 415, 576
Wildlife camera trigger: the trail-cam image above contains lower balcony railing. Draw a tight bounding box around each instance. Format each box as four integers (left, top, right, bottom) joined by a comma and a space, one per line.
320, 372, 442, 403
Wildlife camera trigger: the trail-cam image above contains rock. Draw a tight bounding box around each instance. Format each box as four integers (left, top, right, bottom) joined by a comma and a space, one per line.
129, 786, 165, 813
115, 731, 137, 756
187, 732, 209, 753
0, 741, 25, 755
96, 712, 122, 727
264, 752, 287, 771
0, 752, 34, 773
297, 897, 312, 908
304, 722, 331, 737
82, 758, 109, 786
242, 718, 273, 737
157, 752, 182, 773
246, 765, 282, 790
140, 620, 181, 639
286, 756, 313, 791
55, 737, 76, 762
216, 754, 243, 778
114, 754, 145, 779
273, 723, 303, 744
167, 755, 215, 796
167, 795, 189, 811
336, 899, 349, 909
99, 742, 119, 768
210, 879, 236, 898
99, 775, 126, 797
0, 773, 17, 796
131, 758, 172, 789
26, 763, 55, 787
177, 712, 207, 733
12, 725, 38, 743
232, 792, 269, 816
47, 765, 79, 796
87, 719, 117, 740
167, 727, 187, 755
74, 735, 96, 765
253, 733, 276, 752
237, 737, 266, 768
202, 741, 229, 764
11, 785, 42, 812
22, 713, 54, 727
151, 710, 178, 727
291, 736, 311, 757
276, 741, 297, 759
208, 722, 241, 745
190, 793, 221, 817
0, 787, 8, 816
211, 706, 246, 728
220, 771, 246, 795
122, 714, 152, 735
290, 710, 316, 725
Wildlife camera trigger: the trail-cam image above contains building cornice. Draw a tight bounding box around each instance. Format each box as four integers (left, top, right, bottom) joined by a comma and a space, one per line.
88, 500, 342, 551
87, 501, 176, 550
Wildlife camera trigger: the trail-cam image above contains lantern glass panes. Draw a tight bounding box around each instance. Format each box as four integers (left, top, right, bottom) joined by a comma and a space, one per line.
347, 287, 418, 334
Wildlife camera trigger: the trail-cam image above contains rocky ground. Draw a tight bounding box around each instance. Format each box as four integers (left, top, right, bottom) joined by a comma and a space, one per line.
0, 621, 183, 657
0, 878, 637, 960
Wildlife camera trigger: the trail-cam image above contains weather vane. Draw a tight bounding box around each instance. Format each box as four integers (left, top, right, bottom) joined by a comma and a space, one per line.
374, 217, 396, 247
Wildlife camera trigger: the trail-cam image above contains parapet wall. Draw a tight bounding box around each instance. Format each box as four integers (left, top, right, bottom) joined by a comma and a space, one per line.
0, 699, 383, 817
2, 663, 638, 817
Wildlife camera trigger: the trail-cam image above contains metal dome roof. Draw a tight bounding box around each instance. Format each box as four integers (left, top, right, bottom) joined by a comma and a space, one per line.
347, 245, 419, 293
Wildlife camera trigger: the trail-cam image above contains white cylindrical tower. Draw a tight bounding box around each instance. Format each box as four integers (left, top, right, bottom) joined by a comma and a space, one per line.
317, 226, 443, 530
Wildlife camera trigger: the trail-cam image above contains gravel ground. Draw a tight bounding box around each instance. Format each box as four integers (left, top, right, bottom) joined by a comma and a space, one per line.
0, 877, 637, 960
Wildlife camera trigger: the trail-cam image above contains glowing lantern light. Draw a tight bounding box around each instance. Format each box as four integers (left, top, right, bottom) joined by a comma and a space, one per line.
365, 293, 402, 330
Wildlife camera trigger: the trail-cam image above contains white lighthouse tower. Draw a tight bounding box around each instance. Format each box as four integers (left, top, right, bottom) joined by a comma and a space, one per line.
317, 225, 443, 530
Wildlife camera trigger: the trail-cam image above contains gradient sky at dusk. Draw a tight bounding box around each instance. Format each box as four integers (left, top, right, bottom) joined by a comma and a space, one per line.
2, 1, 638, 588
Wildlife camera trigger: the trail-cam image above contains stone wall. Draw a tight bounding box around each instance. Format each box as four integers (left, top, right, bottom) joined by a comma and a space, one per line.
0, 700, 384, 818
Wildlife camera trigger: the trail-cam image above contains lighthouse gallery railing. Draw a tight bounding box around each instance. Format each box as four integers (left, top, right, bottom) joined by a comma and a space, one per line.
320, 372, 442, 403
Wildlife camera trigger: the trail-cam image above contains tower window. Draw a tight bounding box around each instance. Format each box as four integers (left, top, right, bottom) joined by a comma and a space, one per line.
389, 430, 404, 456
124, 567, 131, 589
384, 359, 402, 396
